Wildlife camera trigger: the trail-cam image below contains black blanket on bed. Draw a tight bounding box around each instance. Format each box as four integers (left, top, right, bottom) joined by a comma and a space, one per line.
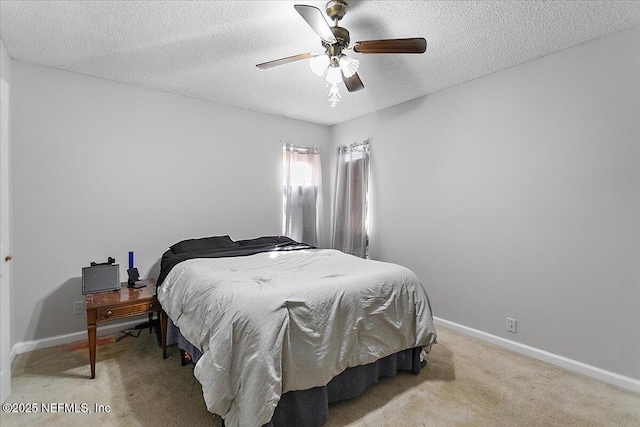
156, 237, 314, 287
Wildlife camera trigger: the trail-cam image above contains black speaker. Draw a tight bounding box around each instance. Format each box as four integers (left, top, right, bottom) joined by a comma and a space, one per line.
82, 264, 121, 294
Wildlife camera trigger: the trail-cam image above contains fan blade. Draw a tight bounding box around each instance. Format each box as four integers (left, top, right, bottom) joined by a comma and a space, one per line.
294, 4, 337, 44
256, 52, 318, 69
342, 72, 364, 92
353, 38, 427, 54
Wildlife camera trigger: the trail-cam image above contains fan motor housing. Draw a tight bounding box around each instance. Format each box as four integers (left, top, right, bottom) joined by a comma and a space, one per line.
330, 26, 350, 47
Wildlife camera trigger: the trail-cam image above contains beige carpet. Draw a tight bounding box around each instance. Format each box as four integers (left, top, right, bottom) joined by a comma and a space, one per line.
1, 326, 638, 427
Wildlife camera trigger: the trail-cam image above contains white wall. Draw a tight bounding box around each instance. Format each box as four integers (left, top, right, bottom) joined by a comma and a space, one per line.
11, 60, 330, 343
330, 26, 640, 380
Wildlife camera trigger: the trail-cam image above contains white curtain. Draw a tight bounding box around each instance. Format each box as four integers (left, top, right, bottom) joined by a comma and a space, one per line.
332, 139, 370, 258
282, 143, 322, 246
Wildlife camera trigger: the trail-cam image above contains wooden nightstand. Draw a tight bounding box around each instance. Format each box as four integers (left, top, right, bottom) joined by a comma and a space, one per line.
85, 279, 167, 379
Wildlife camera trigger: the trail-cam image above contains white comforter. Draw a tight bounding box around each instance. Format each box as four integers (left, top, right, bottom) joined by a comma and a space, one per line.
158, 249, 437, 427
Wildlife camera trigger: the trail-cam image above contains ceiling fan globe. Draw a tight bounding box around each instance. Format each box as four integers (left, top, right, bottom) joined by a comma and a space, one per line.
309, 54, 330, 77
325, 66, 343, 85
339, 55, 360, 78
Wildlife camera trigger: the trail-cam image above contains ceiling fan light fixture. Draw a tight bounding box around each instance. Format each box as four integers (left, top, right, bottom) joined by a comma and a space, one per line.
309, 54, 330, 77
325, 65, 343, 85
339, 55, 359, 78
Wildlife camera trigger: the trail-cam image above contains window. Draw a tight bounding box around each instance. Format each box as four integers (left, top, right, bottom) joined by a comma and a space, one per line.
282, 143, 322, 246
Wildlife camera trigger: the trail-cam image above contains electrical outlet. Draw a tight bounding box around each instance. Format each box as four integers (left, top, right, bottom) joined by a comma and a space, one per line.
74, 301, 85, 315
506, 317, 517, 333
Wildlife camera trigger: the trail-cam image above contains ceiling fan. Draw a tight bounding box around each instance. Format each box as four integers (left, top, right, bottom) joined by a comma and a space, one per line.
256, 0, 427, 107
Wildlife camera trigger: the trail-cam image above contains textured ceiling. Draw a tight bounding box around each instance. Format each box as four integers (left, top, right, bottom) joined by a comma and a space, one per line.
1, 1, 639, 126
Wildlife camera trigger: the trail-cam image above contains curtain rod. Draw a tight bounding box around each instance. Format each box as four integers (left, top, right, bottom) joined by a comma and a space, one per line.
283, 142, 319, 154
337, 138, 371, 153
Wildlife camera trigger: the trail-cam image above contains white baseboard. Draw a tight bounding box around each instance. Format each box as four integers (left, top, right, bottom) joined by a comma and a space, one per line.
433, 317, 640, 394
11, 319, 144, 361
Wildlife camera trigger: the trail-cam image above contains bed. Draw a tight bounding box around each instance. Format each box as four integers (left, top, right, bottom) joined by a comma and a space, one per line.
156, 235, 437, 427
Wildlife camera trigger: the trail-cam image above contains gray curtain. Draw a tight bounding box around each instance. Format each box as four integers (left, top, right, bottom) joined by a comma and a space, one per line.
283, 143, 322, 246
332, 140, 370, 258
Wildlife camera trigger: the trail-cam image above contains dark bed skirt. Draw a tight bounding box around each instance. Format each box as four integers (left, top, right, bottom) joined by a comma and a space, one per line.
265, 346, 422, 427
167, 321, 423, 427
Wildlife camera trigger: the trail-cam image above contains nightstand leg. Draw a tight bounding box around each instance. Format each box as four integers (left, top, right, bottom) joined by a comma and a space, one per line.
148, 313, 153, 333
161, 309, 168, 359
87, 309, 97, 379
88, 325, 96, 378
